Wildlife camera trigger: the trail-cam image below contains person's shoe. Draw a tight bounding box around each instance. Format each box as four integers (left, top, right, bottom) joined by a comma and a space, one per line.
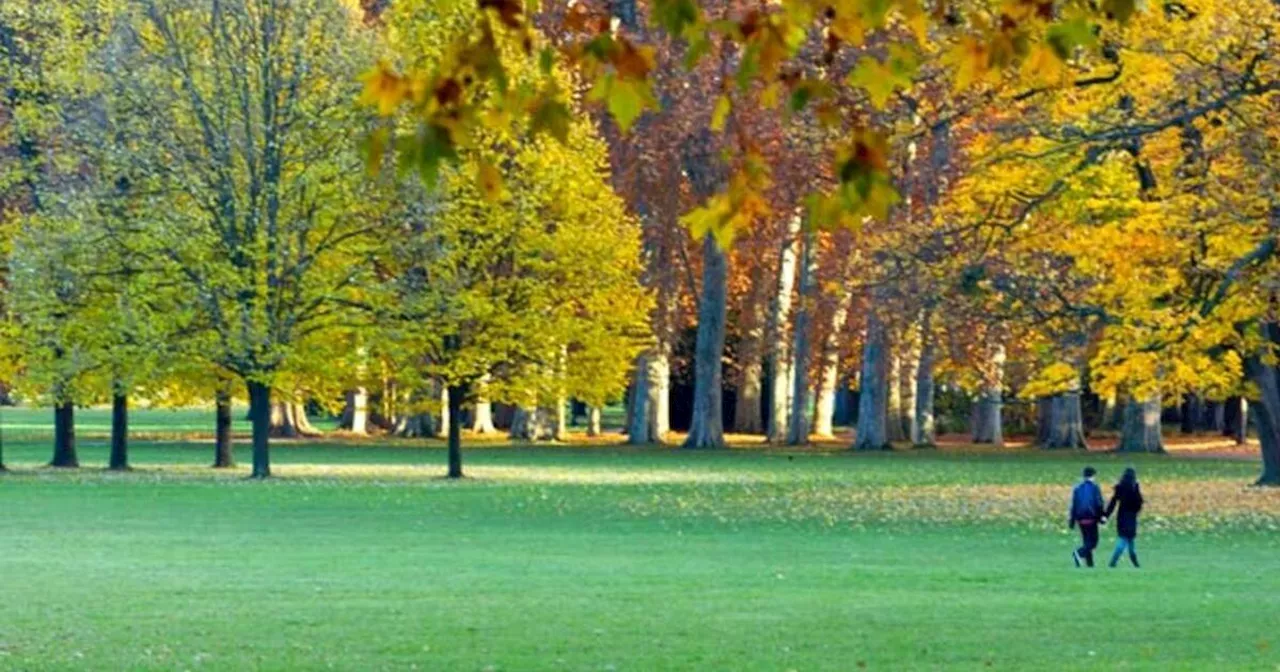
1072, 550, 1081, 567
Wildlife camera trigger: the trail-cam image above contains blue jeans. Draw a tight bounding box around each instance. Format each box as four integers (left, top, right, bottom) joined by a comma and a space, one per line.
1109, 536, 1139, 567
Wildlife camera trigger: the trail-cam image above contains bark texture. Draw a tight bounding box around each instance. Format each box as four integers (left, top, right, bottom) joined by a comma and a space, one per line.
971, 346, 1005, 446
911, 310, 936, 447
446, 384, 464, 478
247, 380, 271, 478
1118, 394, 1165, 453
1037, 389, 1088, 450
51, 401, 78, 468
765, 215, 802, 443
786, 227, 817, 445
587, 406, 602, 437
684, 236, 728, 449
214, 388, 235, 468
812, 280, 855, 438
109, 391, 129, 471
853, 306, 890, 451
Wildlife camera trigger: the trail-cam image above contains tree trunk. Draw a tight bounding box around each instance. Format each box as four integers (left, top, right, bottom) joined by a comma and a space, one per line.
340, 388, 369, 434
511, 406, 547, 441
786, 227, 817, 445
214, 387, 235, 468
684, 236, 728, 449
1179, 393, 1200, 434
109, 390, 129, 471
1210, 401, 1225, 433
886, 353, 907, 442
972, 345, 1005, 446
247, 380, 271, 478
446, 384, 464, 479
471, 376, 497, 434
853, 307, 889, 451
733, 282, 768, 434
1101, 395, 1121, 431
911, 310, 936, 447
1118, 394, 1165, 453
587, 406, 602, 436
552, 398, 568, 441
628, 349, 670, 444
765, 214, 802, 443
1039, 388, 1088, 450
1243, 331, 1280, 485
50, 401, 78, 468
812, 277, 855, 439
626, 353, 652, 443
1223, 396, 1248, 445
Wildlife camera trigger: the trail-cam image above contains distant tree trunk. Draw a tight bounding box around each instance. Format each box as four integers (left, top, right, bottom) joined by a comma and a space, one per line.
853, 306, 890, 451
269, 398, 320, 438
552, 398, 568, 441
765, 214, 802, 443
339, 388, 369, 434
247, 380, 271, 478
511, 405, 553, 441
1223, 396, 1248, 445
787, 227, 817, 445
1118, 394, 1165, 453
109, 390, 129, 471
627, 353, 652, 444
446, 384, 464, 479
911, 310, 936, 447
51, 401, 78, 468
1101, 395, 1121, 431
812, 282, 854, 438
471, 399, 496, 434
886, 353, 907, 442
214, 387, 235, 468
438, 385, 451, 439
733, 281, 768, 434
1245, 323, 1280, 485
972, 346, 1005, 446
684, 236, 728, 449
1039, 378, 1088, 450
587, 406, 602, 436
1210, 401, 1225, 433
1180, 393, 1201, 434
627, 346, 670, 444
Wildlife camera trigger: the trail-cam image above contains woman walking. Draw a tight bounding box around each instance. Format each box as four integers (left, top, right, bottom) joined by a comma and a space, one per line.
1104, 467, 1144, 568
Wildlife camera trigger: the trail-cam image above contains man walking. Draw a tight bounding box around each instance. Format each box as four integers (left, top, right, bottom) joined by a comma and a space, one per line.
1068, 466, 1106, 567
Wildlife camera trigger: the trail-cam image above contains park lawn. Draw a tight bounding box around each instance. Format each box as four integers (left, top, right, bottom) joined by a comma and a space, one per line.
2, 439, 1279, 671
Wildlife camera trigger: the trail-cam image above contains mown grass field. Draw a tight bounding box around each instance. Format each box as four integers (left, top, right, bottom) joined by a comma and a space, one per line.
1, 409, 1279, 671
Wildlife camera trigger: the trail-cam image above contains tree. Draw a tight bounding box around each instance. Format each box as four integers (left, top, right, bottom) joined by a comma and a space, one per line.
111, 0, 381, 477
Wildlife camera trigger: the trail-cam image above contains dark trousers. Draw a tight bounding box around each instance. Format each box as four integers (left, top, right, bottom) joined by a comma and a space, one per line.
1076, 522, 1099, 566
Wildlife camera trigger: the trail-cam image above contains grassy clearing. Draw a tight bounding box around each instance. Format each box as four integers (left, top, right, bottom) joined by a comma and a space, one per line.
1, 438, 1278, 671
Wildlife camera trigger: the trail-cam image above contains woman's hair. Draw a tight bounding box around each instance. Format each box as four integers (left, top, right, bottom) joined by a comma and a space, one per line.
1118, 467, 1138, 489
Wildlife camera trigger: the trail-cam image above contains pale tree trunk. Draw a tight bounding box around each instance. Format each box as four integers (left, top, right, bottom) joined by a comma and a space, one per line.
1039, 374, 1088, 449
438, 385, 451, 439
911, 309, 936, 447
552, 399, 568, 441
471, 375, 497, 434
587, 406, 602, 436
766, 214, 802, 443
787, 227, 817, 445
511, 404, 554, 441
627, 348, 670, 444
972, 345, 1005, 446
812, 277, 855, 438
853, 305, 890, 451
733, 279, 768, 434
886, 353, 906, 443
1118, 394, 1164, 453
340, 388, 369, 434
902, 346, 918, 444
684, 236, 728, 449
626, 353, 653, 444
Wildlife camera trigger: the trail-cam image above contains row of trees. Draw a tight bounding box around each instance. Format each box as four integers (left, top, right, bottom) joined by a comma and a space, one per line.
0, 0, 649, 477
4, 0, 1280, 487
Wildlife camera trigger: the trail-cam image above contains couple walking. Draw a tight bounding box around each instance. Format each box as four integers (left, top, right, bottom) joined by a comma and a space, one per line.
1068, 466, 1144, 568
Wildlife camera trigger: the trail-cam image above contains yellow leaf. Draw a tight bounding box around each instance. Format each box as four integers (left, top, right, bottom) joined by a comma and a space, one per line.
476, 159, 503, 201
358, 62, 407, 116
710, 95, 731, 131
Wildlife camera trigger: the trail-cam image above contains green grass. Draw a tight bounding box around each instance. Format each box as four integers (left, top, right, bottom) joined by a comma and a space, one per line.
1, 438, 1279, 670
